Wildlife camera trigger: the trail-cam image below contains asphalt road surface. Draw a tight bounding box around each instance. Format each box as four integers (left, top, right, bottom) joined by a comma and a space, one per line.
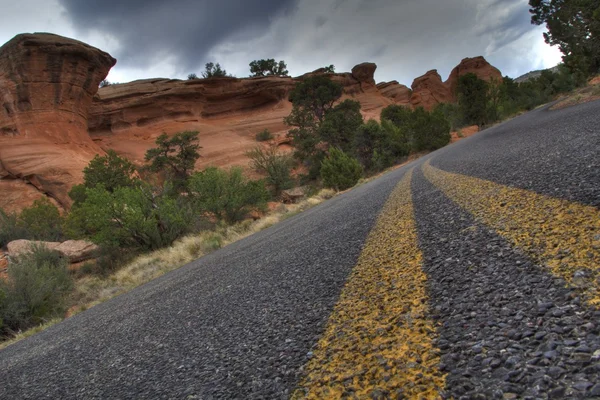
1, 100, 599, 399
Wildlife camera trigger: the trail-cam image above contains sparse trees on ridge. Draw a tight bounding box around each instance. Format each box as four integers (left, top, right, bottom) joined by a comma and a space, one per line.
249, 59, 289, 77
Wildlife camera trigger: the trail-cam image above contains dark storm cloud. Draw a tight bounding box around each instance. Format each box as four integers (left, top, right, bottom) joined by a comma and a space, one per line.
59, 0, 297, 70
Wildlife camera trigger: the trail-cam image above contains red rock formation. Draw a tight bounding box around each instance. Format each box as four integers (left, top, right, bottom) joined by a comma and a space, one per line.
446, 56, 503, 97
377, 81, 412, 105
0, 33, 503, 212
410, 57, 502, 110
351, 62, 377, 86
410, 70, 453, 110
0, 33, 115, 210
88, 64, 395, 170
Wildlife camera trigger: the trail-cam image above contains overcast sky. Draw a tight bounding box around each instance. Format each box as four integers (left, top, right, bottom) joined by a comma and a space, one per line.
0, 0, 562, 86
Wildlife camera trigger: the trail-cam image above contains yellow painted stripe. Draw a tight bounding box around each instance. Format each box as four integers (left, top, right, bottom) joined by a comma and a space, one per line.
423, 161, 600, 306
293, 169, 445, 399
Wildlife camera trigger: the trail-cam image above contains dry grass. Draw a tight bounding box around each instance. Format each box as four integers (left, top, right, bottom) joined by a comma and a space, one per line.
0, 318, 62, 351
550, 76, 600, 110
67, 188, 337, 318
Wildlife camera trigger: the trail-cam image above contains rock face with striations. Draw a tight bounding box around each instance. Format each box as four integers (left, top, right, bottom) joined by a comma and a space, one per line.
0, 33, 503, 213
87, 62, 395, 169
377, 81, 412, 105
410, 70, 453, 110
0, 33, 115, 210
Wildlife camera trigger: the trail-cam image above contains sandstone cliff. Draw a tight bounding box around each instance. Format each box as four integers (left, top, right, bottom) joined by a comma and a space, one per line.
0, 33, 115, 211
0, 33, 502, 212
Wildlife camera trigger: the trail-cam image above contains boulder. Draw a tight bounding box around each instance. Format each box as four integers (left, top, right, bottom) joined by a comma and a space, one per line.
6, 239, 98, 263
6, 239, 61, 257
55, 240, 99, 263
351, 62, 377, 86
281, 186, 308, 204
0, 33, 116, 210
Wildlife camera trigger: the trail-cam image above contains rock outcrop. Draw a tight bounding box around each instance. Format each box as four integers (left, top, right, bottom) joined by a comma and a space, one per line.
0, 33, 115, 210
410, 57, 503, 110
377, 81, 412, 105
446, 56, 503, 96
351, 62, 377, 86
0, 33, 503, 212
87, 63, 395, 169
410, 70, 453, 110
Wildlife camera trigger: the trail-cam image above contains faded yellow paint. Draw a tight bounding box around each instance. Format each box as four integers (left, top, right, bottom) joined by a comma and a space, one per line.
293, 169, 445, 399
423, 161, 600, 306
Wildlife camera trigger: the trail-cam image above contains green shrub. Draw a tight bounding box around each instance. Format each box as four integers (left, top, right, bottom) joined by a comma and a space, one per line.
0, 208, 27, 247
246, 146, 295, 196
321, 147, 363, 191
188, 167, 269, 224
255, 129, 274, 142
319, 99, 364, 153
18, 198, 64, 242
410, 107, 451, 152
66, 182, 194, 251
0, 245, 72, 337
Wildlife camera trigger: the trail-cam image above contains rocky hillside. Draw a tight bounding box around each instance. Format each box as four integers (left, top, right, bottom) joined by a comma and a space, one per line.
0, 33, 502, 212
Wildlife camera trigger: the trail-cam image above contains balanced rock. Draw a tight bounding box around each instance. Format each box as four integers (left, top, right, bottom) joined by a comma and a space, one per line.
0, 33, 116, 210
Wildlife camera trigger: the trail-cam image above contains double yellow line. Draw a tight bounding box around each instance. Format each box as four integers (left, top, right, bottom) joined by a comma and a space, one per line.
423, 160, 600, 306
293, 169, 445, 399
294, 160, 600, 399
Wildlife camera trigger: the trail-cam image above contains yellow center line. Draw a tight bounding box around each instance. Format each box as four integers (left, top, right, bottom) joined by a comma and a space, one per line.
423, 160, 600, 306
292, 169, 445, 399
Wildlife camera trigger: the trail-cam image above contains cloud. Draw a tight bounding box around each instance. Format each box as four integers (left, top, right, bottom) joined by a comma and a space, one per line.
3, 0, 562, 84
58, 0, 297, 70
206, 0, 562, 84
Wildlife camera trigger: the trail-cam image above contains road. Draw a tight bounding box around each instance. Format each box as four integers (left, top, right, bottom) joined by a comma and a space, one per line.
1, 100, 599, 399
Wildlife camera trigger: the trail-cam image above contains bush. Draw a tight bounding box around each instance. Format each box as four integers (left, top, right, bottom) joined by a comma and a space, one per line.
0, 208, 27, 247
188, 167, 269, 224
255, 129, 274, 142
321, 147, 363, 191
66, 182, 194, 251
246, 146, 295, 196
18, 198, 64, 242
0, 245, 72, 337
410, 107, 451, 152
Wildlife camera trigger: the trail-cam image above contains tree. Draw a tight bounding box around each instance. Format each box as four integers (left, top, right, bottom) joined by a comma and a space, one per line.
84, 150, 137, 193
318, 99, 364, 153
249, 59, 289, 77
410, 107, 451, 152
145, 131, 201, 188
320, 147, 363, 191
187, 73, 198, 80
353, 120, 387, 170
99, 80, 111, 88
529, 0, 600, 76
70, 150, 138, 205
202, 62, 229, 78
323, 65, 335, 73
66, 183, 193, 250
457, 73, 489, 127
246, 146, 294, 196
285, 75, 344, 177
287, 75, 343, 123
188, 167, 269, 223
